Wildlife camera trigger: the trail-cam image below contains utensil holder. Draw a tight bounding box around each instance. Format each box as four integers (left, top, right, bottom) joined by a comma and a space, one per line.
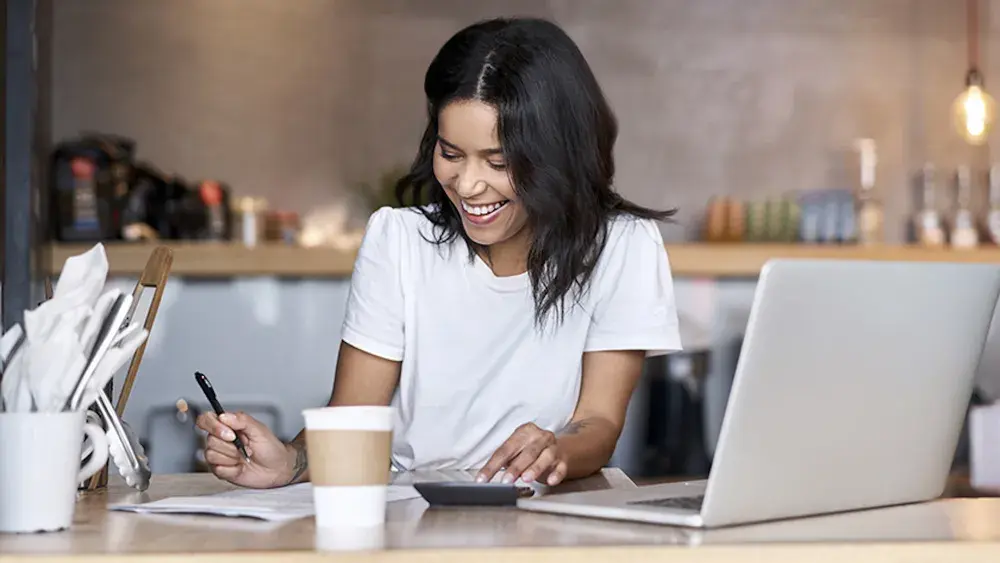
51, 246, 173, 491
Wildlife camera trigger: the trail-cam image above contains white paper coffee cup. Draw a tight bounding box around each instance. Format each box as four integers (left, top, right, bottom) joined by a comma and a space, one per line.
302, 406, 393, 528
315, 525, 386, 551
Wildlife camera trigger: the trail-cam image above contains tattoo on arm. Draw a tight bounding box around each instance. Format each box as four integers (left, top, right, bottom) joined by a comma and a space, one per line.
287, 434, 309, 485
557, 419, 592, 436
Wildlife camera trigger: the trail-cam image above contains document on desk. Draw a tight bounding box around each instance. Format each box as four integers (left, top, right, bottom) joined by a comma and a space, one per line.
109, 483, 422, 522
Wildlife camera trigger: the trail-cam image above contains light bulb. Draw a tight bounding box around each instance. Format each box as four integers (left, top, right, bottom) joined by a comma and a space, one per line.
953, 70, 996, 145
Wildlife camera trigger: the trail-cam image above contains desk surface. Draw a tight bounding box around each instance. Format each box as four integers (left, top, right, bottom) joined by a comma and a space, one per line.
3, 472, 1000, 562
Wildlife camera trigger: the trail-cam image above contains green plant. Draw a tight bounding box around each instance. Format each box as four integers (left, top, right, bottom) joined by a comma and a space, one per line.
354, 165, 432, 211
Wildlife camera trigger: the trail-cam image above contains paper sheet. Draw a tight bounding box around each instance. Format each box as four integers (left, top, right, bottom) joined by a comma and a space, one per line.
109, 483, 422, 522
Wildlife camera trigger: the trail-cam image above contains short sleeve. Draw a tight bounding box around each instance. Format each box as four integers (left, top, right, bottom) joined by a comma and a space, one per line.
583, 218, 682, 356
341, 207, 405, 361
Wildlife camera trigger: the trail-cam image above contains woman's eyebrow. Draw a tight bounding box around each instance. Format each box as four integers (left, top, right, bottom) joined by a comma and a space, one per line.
437, 136, 502, 156
436, 135, 460, 151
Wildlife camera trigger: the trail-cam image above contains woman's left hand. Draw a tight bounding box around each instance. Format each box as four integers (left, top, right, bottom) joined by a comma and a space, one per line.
476, 423, 568, 486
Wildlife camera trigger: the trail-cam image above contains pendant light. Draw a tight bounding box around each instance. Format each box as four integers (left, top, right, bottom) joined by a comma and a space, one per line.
953, 0, 995, 145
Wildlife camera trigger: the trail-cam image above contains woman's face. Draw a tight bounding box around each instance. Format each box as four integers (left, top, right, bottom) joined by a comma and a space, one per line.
434, 100, 528, 247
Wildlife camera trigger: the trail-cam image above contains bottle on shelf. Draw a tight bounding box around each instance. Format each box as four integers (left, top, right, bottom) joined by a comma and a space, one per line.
765, 198, 784, 242
702, 196, 728, 242
950, 165, 980, 249
853, 138, 883, 245
746, 200, 767, 242
987, 165, 1000, 245
798, 191, 824, 244
784, 195, 802, 242
725, 198, 746, 242
835, 188, 857, 244
913, 163, 946, 247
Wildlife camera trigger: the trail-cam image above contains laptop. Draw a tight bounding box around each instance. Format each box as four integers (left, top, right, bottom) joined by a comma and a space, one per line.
517, 259, 1000, 528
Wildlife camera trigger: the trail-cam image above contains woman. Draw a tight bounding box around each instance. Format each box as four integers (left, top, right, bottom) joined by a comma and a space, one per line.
197, 16, 682, 488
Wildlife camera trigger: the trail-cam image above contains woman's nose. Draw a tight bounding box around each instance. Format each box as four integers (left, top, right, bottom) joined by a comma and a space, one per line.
455, 173, 488, 199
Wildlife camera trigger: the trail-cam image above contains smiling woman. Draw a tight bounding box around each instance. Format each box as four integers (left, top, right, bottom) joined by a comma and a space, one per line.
397, 18, 678, 321
196, 17, 683, 492
432, 100, 529, 266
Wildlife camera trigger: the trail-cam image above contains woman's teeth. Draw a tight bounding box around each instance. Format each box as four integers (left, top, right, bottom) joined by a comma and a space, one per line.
461, 200, 508, 216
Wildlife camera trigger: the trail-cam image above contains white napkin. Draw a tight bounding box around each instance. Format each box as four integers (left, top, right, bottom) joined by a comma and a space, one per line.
23, 312, 87, 412
1, 324, 28, 411
0, 243, 115, 412
26, 243, 109, 343
55, 243, 109, 305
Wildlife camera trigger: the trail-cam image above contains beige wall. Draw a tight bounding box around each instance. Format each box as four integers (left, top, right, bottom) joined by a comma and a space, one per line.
53, 0, 1000, 242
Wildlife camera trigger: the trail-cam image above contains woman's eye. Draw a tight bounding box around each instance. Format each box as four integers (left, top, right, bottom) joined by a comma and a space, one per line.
488, 161, 507, 171
440, 149, 461, 161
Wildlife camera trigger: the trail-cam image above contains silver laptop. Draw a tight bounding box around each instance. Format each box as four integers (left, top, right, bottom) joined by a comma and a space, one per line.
518, 259, 1000, 528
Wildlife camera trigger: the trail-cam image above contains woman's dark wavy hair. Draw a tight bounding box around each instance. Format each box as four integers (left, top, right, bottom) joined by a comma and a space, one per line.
396, 17, 676, 326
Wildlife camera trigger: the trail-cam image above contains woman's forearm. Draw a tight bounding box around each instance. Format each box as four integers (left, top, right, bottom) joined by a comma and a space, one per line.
286, 416, 621, 485
555, 416, 621, 480
285, 430, 311, 485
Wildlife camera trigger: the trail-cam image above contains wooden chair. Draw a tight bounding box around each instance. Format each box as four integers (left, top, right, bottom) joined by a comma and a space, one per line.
49, 246, 174, 490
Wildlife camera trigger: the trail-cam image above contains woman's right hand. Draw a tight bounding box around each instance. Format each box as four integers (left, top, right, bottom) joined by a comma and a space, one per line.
195, 411, 297, 489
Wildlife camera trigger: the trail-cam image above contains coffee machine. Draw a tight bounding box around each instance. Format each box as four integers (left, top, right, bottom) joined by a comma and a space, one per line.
50, 133, 135, 242
51, 132, 233, 242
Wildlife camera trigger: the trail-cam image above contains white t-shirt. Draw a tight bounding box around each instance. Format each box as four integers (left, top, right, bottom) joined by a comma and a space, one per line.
341, 206, 682, 471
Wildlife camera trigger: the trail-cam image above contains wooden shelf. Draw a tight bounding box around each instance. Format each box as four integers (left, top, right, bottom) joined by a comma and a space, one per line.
662, 243, 1000, 277
47, 242, 359, 278
46, 242, 1000, 279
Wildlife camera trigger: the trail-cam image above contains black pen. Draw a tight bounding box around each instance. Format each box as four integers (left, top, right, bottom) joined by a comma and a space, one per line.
194, 371, 250, 461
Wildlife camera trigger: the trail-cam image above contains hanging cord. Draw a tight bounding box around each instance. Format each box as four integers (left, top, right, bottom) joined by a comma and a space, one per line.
968, 0, 983, 84
969, 0, 979, 69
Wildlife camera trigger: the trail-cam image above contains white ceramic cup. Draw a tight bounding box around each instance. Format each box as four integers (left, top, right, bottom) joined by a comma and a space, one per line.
0, 410, 109, 533
302, 406, 393, 528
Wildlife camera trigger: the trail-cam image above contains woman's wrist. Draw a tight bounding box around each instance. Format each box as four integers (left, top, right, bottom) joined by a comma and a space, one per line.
553, 417, 618, 481
283, 441, 309, 485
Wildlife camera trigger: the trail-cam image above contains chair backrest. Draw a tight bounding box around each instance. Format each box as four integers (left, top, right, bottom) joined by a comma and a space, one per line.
115, 246, 173, 417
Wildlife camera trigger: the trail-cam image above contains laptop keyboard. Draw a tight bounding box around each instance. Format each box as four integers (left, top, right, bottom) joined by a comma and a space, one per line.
629, 495, 704, 511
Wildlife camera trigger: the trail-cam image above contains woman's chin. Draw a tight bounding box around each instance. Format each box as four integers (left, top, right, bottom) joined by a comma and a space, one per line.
460, 218, 500, 244
464, 229, 500, 247
457, 208, 528, 248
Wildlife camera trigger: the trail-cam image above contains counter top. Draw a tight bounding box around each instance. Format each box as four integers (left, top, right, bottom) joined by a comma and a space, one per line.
46, 242, 1000, 279
2, 472, 1000, 562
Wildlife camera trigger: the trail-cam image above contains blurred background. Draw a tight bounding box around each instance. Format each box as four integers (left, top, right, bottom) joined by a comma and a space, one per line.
5, 0, 1000, 482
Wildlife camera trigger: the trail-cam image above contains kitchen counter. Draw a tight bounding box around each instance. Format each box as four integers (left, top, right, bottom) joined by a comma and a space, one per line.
47, 242, 1000, 279
2, 472, 1000, 562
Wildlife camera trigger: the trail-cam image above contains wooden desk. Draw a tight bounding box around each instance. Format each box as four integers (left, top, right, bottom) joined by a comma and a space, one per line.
2, 472, 1000, 562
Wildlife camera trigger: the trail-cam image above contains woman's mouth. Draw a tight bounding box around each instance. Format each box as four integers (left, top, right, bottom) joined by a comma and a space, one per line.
460, 199, 509, 226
